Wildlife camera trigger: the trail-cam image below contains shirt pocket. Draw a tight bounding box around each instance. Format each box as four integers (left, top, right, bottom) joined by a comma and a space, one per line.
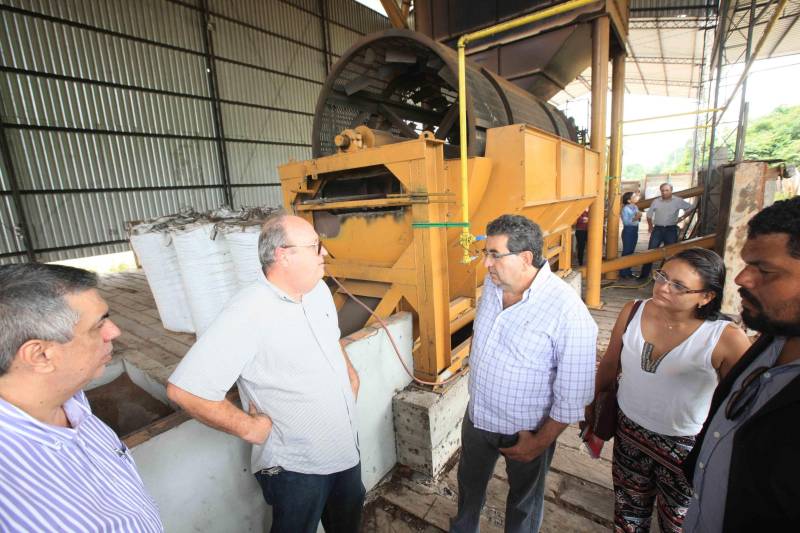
500, 330, 555, 398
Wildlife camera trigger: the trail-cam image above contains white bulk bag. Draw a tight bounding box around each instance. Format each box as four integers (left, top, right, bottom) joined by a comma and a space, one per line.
129, 225, 195, 334
171, 221, 238, 336
221, 224, 263, 289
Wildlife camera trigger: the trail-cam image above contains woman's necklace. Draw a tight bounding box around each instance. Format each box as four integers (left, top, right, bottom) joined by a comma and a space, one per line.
662, 311, 682, 330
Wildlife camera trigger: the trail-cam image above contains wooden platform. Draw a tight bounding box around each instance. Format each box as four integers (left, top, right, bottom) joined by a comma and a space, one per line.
98, 269, 655, 532
97, 270, 195, 387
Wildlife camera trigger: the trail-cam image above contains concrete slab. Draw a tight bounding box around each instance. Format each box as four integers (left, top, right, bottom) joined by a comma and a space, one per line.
393, 374, 469, 478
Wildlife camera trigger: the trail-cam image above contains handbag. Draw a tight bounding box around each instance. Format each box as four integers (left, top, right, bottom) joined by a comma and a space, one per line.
592, 299, 642, 441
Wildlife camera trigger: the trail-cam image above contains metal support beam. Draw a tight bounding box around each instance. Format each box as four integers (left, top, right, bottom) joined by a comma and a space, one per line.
585, 234, 717, 274
317, 0, 332, 75
735, 0, 758, 162
199, 0, 233, 207
586, 16, 610, 308
379, 0, 408, 28
605, 52, 626, 280
0, 108, 36, 263
702, 0, 729, 231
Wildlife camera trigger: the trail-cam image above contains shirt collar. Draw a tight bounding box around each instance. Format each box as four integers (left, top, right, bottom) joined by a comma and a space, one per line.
260, 275, 300, 303
490, 260, 552, 303
0, 392, 91, 449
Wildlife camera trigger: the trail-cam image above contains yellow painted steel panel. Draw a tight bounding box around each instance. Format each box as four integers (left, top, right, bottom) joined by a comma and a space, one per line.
560, 143, 586, 199
524, 132, 557, 203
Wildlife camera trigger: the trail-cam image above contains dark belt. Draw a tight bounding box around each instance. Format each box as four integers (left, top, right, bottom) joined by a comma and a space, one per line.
654, 224, 678, 228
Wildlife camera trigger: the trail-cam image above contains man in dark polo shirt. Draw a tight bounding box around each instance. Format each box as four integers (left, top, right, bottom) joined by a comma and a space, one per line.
684, 196, 800, 532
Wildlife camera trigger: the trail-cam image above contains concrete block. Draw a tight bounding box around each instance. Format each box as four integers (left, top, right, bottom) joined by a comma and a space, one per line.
393, 372, 470, 478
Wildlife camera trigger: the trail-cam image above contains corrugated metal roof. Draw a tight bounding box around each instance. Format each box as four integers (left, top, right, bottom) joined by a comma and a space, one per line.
630, 0, 715, 19
552, 0, 800, 104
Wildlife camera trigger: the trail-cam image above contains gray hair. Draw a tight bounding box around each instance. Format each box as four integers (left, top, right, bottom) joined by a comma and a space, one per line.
486, 214, 544, 267
0, 263, 98, 376
660, 182, 673, 191
258, 211, 288, 272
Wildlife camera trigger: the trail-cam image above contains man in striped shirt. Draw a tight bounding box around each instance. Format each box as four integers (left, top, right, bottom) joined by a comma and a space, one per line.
0, 263, 163, 533
451, 215, 597, 533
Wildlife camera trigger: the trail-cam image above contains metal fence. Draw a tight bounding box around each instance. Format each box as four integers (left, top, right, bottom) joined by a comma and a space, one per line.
0, 0, 388, 263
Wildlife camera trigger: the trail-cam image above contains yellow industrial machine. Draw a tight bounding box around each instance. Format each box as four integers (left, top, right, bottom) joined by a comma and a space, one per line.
279, 29, 599, 382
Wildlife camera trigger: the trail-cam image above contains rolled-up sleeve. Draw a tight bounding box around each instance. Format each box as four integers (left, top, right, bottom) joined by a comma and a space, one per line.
549, 306, 598, 423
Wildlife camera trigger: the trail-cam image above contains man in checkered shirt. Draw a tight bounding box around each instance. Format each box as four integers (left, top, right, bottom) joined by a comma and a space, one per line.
451, 214, 597, 533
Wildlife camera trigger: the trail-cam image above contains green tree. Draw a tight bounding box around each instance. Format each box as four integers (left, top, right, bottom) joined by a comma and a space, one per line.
743, 105, 800, 166
625, 104, 800, 176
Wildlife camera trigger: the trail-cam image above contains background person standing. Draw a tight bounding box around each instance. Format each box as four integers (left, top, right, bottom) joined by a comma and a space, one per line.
639, 183, 695, 280
574, 209, 589, 266
619, 191, 642, 279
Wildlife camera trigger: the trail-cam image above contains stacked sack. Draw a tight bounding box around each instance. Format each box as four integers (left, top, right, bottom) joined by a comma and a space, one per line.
128, 206, 279, 337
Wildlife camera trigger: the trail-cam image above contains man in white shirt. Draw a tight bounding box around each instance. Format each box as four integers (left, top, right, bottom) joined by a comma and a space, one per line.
167, 214, 363, 533
639, 183, 695, 279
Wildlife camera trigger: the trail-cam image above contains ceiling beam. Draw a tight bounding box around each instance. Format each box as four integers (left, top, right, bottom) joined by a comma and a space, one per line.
632, 56, 704, 65
768, 10, 800, 55
379, 0, 408, 28
630, 19, 710, 29
627, 40, 650, 95
656, 24, 670, 95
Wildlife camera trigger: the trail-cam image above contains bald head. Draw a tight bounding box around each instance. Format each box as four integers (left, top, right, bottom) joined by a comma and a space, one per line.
258, 214, 320, 273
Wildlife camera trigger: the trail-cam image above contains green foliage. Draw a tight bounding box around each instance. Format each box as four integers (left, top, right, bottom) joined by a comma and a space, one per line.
743, 105, 800, 166
621, 105, 800, 179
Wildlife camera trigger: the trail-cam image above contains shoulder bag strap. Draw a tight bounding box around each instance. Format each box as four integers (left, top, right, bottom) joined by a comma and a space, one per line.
612, 299, 643, 378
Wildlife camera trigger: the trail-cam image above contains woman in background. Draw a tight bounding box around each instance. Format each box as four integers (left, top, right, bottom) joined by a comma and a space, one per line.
619, 191, 641, 279
574, 208, 589, 266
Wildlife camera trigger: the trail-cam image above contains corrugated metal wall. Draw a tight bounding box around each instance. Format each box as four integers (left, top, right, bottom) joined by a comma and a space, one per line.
0, 0, 389, 263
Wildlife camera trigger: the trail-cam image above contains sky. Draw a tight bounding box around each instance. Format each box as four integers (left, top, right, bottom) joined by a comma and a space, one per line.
561, 55, 800, 168
352, 1, 800, 169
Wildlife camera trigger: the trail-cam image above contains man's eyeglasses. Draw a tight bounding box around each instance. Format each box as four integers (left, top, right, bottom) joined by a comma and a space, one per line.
652, 269, 707, 295
480, 249, 522, 261
725, 366, 770, 420
281, 241, 324, 256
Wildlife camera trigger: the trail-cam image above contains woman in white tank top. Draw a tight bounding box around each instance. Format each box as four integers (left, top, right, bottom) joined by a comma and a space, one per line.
589, 248, 751, 533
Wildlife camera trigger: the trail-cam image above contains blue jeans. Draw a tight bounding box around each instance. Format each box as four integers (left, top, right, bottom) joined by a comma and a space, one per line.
620, 225, 639, 277
255, 462, 365, 533
451, 412, 555, 533
574, 229, 588, 266
639, 225, 679, 279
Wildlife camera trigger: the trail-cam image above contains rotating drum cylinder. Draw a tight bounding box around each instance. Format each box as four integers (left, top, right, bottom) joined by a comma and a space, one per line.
312, 29, 577, 158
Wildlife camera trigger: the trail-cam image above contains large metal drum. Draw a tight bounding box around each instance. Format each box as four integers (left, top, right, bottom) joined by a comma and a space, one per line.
312, 29, 578, 158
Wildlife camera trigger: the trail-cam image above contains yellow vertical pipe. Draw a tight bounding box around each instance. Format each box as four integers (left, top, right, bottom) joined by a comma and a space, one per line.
605, 53, 626, 280
585, 16, 610, 308
455, 0, 599, 263
457, 41, 471, 262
